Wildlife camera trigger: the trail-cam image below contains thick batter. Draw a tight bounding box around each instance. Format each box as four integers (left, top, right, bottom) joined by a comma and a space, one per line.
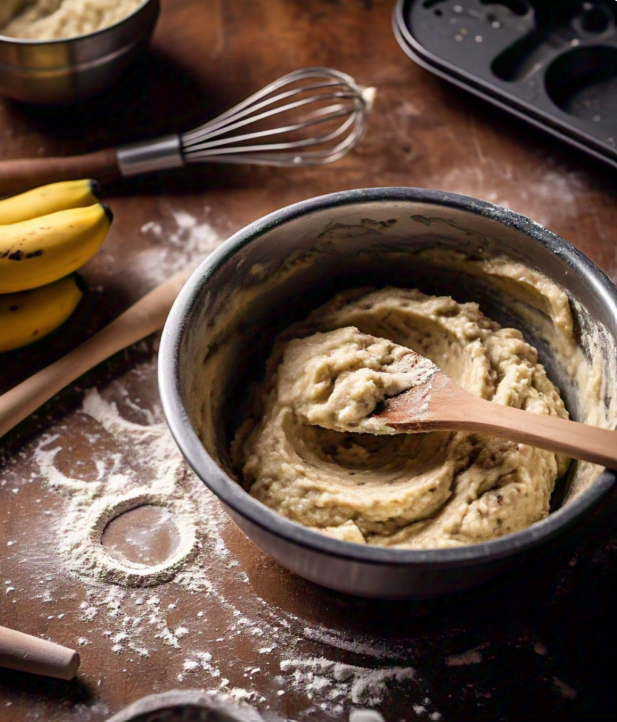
1, 0, 145, 40
234, 287, 571, 549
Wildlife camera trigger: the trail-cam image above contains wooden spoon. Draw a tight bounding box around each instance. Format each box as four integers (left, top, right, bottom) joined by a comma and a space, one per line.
373, 357, 617, 469
0, 269, 190, 440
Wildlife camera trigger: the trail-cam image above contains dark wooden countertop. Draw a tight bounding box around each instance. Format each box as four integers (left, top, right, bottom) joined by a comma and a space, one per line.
0, 1, 615, 721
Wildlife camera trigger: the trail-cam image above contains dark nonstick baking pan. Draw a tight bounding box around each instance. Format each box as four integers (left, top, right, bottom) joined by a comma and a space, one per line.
393, 0, 617, 168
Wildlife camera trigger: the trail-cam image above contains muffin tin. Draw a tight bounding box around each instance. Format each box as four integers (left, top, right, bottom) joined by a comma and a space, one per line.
393, 0, 617, 168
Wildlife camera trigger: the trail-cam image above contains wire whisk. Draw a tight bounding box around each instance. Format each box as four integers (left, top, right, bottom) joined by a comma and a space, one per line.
0, 68, 375, 195
117, 67, 375, 176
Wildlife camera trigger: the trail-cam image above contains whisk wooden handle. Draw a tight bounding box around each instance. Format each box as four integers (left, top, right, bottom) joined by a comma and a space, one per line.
0, 625, 80, 680
0, 149, 121, 195
0, 269, 190, 440
0, 68, 371, 196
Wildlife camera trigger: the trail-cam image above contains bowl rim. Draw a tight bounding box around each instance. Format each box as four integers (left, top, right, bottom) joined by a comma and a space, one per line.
0, 0, 159, 45
159, 187, 617, 567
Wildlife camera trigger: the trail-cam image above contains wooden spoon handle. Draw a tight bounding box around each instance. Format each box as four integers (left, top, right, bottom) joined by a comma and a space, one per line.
0, 270, 190, 440
453, 397, 617, 469
386, 376, 617, 469
0, 149, 121, 196
0, 625, 79, 680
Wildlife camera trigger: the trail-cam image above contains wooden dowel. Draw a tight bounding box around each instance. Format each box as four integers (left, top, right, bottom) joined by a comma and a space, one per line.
0, 269, 191, 440
0, 625, 80, 680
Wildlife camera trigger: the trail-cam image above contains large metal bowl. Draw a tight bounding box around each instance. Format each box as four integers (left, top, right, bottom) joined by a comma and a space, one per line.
158, 187, 617, 599
0, 0, 159, 104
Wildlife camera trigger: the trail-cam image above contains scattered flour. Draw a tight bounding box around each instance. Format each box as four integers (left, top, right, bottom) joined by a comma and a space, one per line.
302, 627, 396, 660
445, 645, 487, 667
552, 677, 577, 700
139, 208, 225, 284
279, 658, 416, 709
349, 710, 385, 722
34, 386, 203, 587
16, 357, 429, 719
430, 165, 591, 229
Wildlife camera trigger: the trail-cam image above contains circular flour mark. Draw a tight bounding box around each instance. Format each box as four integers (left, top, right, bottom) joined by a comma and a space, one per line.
102, 505, 182, 567
87, 492, 199, 587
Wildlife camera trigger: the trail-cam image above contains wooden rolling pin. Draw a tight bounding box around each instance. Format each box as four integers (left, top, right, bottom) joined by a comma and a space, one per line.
0, 625, 80, 680
0, 269, 190, 439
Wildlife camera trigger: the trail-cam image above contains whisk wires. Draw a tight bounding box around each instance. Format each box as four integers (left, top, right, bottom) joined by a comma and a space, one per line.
181, 68, 374, 167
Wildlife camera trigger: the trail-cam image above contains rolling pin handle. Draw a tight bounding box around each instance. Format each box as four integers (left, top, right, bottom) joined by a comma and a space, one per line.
0, 625, 80, 680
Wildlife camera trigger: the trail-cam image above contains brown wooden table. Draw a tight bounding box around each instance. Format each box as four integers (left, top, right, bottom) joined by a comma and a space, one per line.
1, 1, 616, 720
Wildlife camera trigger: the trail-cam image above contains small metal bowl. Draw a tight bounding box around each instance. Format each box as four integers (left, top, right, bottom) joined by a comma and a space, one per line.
105, 690, 266, 722
159, 188, 617, 599
0, 0, 160, 104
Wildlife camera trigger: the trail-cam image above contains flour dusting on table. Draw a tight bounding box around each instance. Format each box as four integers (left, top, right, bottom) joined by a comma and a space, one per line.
279, 658, 416, 708
34, 387, 205, 587
11, 357, 427, 719
139, 209, 224, 284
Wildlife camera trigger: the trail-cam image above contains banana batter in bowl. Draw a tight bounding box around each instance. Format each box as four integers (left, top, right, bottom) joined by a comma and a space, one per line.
233, 286, 573, 549
162, 188, 617, 596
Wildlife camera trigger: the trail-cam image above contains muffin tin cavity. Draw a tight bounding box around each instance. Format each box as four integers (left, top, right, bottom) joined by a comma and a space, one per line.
545, 45, 617, 123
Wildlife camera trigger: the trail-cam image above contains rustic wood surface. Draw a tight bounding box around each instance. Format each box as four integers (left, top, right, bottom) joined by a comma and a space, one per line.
0, 1, 615, 721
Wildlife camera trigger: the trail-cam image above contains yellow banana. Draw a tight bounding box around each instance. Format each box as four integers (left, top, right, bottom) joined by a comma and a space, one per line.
0, 203, 113, 293
0, 179, 101, 225
0, 274, 84, 353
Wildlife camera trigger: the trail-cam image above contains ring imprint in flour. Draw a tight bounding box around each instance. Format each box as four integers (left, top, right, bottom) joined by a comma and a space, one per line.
90, 492, 199, 586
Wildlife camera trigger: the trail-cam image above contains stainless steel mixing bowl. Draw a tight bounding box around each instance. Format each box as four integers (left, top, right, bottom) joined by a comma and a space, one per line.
0, 0, 159, 104
158, 187, 617, 599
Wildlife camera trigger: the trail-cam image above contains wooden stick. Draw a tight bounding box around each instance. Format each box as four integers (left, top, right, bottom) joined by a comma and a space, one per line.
0, 270, 191, 440
378, 372, 617, 469
0, 625, 80, 680
0, 149, 121, 196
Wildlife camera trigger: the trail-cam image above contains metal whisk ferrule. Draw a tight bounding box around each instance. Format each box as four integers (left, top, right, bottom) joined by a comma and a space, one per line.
117, 68, 374, 177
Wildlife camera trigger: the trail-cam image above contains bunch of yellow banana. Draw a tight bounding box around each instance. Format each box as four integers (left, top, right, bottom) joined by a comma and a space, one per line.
0, 179, 113, 353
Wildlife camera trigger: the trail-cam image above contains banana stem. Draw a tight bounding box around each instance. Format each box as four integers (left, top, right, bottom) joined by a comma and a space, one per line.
0, 269, 191, 440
